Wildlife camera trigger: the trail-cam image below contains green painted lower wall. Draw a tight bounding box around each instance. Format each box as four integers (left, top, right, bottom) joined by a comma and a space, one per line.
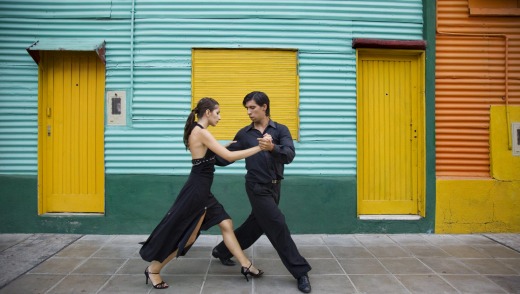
0, 174, 434, 234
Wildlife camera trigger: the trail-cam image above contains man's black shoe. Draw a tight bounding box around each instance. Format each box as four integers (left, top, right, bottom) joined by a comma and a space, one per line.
211, 248, 236, 266
297, 275, 311, 293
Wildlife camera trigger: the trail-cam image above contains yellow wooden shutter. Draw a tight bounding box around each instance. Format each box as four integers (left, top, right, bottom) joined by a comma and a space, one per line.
192, 49, 299, 140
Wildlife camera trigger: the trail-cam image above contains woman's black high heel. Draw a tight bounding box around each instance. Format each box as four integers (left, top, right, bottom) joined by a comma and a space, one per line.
240, 263, 264, 282
144, 267, 169, 289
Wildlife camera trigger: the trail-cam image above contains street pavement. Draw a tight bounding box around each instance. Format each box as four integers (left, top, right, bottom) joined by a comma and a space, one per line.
0, 233, 519, 293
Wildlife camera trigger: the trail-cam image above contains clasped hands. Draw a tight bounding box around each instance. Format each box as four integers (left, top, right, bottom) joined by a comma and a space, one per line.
258, 134, 274, 151
224, 134, 273, 151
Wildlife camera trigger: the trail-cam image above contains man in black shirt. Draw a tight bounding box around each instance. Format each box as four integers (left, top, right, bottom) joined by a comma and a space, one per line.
213, 91, 312, 293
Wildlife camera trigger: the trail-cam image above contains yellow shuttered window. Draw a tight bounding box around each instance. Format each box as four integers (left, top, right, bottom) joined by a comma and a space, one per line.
192, 49, 299, 140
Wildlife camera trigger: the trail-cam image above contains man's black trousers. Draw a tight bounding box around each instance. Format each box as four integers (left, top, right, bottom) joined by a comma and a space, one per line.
214, 181, 311, 279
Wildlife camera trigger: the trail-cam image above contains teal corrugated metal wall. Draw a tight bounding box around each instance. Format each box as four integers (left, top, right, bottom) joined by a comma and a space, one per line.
0, 0, 423, 175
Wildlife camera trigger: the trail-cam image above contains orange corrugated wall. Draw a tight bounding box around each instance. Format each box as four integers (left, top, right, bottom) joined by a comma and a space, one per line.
436, 0, 520, 177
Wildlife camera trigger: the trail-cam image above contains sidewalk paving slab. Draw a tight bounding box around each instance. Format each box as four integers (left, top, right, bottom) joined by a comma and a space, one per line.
0, 234, 81, 289
0, 234, 519, 294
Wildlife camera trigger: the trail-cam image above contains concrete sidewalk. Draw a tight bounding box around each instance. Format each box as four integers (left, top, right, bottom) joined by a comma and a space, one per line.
0, 233, 519, 293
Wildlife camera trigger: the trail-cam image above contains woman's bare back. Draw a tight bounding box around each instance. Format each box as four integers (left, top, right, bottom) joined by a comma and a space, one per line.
188, 125, 208, 159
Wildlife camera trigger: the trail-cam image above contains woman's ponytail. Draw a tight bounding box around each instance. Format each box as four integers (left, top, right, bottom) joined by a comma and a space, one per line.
183, 109, 197, 149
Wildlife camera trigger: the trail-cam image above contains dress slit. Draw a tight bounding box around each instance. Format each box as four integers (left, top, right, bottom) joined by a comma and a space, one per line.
177, 209, 207, 257
139, 145, 230, 263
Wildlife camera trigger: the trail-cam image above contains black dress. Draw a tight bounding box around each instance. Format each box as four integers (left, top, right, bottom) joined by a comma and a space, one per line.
139, 124, 231, 262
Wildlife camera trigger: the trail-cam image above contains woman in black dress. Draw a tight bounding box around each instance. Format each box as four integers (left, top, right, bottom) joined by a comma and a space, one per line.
139, 97, 265, 289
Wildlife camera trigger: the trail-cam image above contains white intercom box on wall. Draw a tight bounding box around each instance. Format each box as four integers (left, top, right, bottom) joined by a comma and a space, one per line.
106, 91, 126, 126
513, 123, 520, 156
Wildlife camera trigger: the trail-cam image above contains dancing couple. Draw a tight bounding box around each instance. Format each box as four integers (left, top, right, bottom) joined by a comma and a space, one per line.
140, 92, 311, 293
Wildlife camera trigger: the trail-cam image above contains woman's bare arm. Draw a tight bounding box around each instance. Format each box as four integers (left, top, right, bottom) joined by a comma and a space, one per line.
198, 129, 262, 161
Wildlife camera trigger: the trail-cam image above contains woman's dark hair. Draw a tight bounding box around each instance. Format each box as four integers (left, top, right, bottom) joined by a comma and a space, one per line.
243, 91, 270, 117
183, 97, 219, 149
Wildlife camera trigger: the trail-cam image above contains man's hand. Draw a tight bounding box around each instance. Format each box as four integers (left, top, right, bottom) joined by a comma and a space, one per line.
258, 134, 274, 151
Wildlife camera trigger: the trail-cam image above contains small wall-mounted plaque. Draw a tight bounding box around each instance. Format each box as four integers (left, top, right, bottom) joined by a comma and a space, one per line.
513, 123, 520, 156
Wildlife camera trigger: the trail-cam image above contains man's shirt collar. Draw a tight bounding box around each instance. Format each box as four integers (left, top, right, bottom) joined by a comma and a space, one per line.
246, 119, 276, 132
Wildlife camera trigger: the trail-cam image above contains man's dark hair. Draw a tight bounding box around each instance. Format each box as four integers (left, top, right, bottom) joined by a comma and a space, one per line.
243, 91, 270, 117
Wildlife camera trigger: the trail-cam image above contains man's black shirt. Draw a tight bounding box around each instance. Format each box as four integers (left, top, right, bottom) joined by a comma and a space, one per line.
216, 120, 295, 183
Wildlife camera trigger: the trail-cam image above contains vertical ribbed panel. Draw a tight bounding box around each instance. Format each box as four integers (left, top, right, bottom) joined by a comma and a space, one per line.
359, 59, 413, 202
40, 51, 105, 213
0, 0, 424, 175
436, 0, 520, 177
357, 50, 424, 215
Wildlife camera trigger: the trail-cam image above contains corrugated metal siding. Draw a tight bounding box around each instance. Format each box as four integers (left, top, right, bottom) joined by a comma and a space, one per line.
0, 15, 131, 174
134, 1, 423, 22
0, 0, 424, 175
0, 0, 131, 19
436, 0, 520, 177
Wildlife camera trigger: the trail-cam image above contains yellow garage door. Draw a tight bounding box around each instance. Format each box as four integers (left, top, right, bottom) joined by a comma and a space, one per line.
192, 49, 299, 140
38, 51, 105, 214
357, 49, 425, 216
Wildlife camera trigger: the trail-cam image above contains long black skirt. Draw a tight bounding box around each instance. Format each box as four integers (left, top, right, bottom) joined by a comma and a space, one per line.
139, 171, 230, 263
